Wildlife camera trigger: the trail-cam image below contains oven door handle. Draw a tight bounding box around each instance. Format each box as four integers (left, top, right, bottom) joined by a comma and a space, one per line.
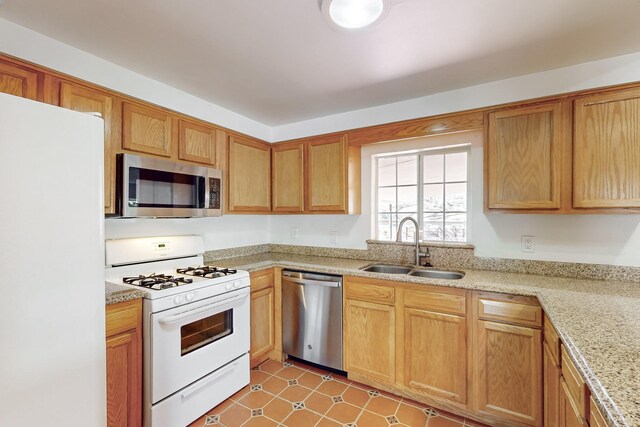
158, 290, 249, 326
181, 359, 240, 400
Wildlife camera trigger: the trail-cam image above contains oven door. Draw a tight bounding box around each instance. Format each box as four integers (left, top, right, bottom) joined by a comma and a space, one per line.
150, 287, 249, 403
120, 153, 222, 218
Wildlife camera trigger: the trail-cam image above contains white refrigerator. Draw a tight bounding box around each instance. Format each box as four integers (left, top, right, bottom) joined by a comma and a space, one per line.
0, 93, 106, 426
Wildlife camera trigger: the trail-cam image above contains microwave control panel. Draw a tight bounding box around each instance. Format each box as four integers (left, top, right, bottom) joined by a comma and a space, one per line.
209, 178, 221, 209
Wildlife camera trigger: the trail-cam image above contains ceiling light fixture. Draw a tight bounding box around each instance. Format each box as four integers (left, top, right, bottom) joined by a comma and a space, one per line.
322, 0, 389, 31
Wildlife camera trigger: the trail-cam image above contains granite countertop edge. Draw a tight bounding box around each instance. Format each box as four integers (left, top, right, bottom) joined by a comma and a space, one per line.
211, 253, 640, 427
105, 282, 145, 305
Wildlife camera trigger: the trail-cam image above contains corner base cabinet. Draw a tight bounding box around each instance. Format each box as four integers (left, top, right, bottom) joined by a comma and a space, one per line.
106, 299, 142, 427
249, 269, 276, 367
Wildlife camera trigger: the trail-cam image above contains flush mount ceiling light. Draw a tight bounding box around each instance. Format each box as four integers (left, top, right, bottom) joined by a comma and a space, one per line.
322, 0, 390, 31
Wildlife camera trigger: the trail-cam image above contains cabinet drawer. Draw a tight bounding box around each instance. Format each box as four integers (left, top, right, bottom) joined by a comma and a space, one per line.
561, 345, 588, 419
404, 288, 466, 315
250, 269, 274, 292
544, 314, 561, 366
106, 299, 141, 337
589, 396, 608, 427
477, 298, 542, 327
345, 282, 394, 305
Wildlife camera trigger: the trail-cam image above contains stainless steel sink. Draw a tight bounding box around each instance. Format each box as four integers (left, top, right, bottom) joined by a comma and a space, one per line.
408, 269, 465, 280
360, 264, 465, 280
360, 264, 413, 274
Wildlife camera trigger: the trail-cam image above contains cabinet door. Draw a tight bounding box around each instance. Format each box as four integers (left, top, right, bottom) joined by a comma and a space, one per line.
559, 379, 588, 427
122, 102, 173, 157
544, 342, 561, 427
60, 82, 120, 214
250, 286, 275, 367
344, 299, 395, 383
272, 143, 304, 213
0, 60, 39, 100
473, 320, 542, 426
574, 88, 640, 208
306, 136, 347, 212
106, 329, 141, 427
404, 308, 467, 404
178, 119, 218, 166
228, 136, 271, 212
486, 103, 564, 210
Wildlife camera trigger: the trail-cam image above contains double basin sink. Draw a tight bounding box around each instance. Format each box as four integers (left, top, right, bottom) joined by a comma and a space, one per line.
360, 264, 465, 280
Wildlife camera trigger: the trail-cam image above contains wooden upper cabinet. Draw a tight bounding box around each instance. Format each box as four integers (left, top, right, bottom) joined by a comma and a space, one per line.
0, 60, 39, 100
306, 135, 360, 213
486, 102, 565, 210
228, 136, 271, 212
59, 82, 120, 214
122, 102, 173, 157
573, 87, 640, 208
272, 143, 304, 213
178, 119, 219, 166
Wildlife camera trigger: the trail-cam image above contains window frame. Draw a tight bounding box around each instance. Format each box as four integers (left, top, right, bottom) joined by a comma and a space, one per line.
374, 145, 471, 243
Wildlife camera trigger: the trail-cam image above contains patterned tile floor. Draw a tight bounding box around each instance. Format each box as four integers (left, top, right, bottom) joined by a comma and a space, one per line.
188, 359, 488, 427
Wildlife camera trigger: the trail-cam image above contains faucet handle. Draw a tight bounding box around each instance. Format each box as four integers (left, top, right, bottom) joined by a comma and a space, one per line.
418, 252, 432, 268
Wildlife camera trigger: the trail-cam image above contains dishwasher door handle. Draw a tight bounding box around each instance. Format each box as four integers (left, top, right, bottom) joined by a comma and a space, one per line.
283, 276, 341, 288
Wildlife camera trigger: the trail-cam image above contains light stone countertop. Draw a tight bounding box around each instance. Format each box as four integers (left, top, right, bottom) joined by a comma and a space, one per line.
210, 252, 640, 427
105, 282, 145, 305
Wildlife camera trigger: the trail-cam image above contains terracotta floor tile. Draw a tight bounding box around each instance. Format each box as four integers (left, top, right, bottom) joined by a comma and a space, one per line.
275, 366, 307, 380
437, 410, 466, 423
297, 371, 324, 389
281, 409, 321, 427
219, 403, 251, 426
342, 385, 370, 407
186, 414, 206, 427
428, 415, 464, 427
262, 397, 292, 423
316, 417, 342, 427
250, 369, 272, 385
259, 359, 284, 375
238, 390, 275, 409
357, 410, 392, 427
242, 415, 279, 427
316, 379, 349, 397
304, 391, 334, 415
331, 371, 351, 385
229, 386, 250, 402
325, 402, 362, 424
279, 384, 313, 402
261, 375, 288, 395
396, 402, 428, 426
401, 397, 432, 410
366, 395, 400, 416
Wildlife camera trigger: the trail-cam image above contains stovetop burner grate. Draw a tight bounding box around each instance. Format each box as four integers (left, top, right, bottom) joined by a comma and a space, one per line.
123, 273, 193, 290
177, 266, 238, 278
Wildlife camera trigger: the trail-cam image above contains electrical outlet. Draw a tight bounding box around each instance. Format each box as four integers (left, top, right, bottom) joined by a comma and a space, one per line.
521, 235, 535, 253
329, 231, 338, 245
290, 227, 299, 241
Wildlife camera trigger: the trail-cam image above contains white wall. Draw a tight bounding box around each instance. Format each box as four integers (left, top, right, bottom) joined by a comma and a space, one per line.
0, 18, 272, 141
271, 132, 640, 267
105, 216, 270, 251
272, 51, 640, 141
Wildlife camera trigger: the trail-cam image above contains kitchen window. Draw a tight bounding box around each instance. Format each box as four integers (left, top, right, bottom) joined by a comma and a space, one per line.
375, 147, 469, 243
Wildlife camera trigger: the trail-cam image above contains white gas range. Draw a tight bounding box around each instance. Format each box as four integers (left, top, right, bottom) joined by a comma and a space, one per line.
106, 235, 250, 427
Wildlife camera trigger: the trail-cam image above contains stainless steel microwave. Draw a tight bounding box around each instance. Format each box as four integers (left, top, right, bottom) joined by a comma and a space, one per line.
116, 154, 222, 218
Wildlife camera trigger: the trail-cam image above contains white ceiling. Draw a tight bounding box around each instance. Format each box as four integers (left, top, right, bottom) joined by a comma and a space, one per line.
2, 0, 640, 126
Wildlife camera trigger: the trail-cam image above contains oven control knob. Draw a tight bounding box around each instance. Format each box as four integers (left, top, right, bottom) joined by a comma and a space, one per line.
185, 292, 195, 302
233, 280, 240, 288
225, 283, 232, 290
173, 295, 184, 305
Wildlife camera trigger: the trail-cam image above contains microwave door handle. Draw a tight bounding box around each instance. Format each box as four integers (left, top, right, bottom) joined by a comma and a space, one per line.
158, 290, 249, 326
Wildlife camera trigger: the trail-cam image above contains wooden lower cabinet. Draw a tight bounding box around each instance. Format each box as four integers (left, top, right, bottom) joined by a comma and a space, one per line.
344, 296, 396, 383
559, 379, 588, 427
250, 269, 276, 367
403, 306, 467, 404
106, 299, 142, 427
544, 341, 561, 427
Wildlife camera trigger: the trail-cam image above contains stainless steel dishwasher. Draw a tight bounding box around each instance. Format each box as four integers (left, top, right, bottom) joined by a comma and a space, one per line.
282, 269, 343, 370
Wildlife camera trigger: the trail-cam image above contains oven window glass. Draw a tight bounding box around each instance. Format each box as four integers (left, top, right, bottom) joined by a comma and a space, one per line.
180, 309, 233, 356
128, 167, 205, 209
